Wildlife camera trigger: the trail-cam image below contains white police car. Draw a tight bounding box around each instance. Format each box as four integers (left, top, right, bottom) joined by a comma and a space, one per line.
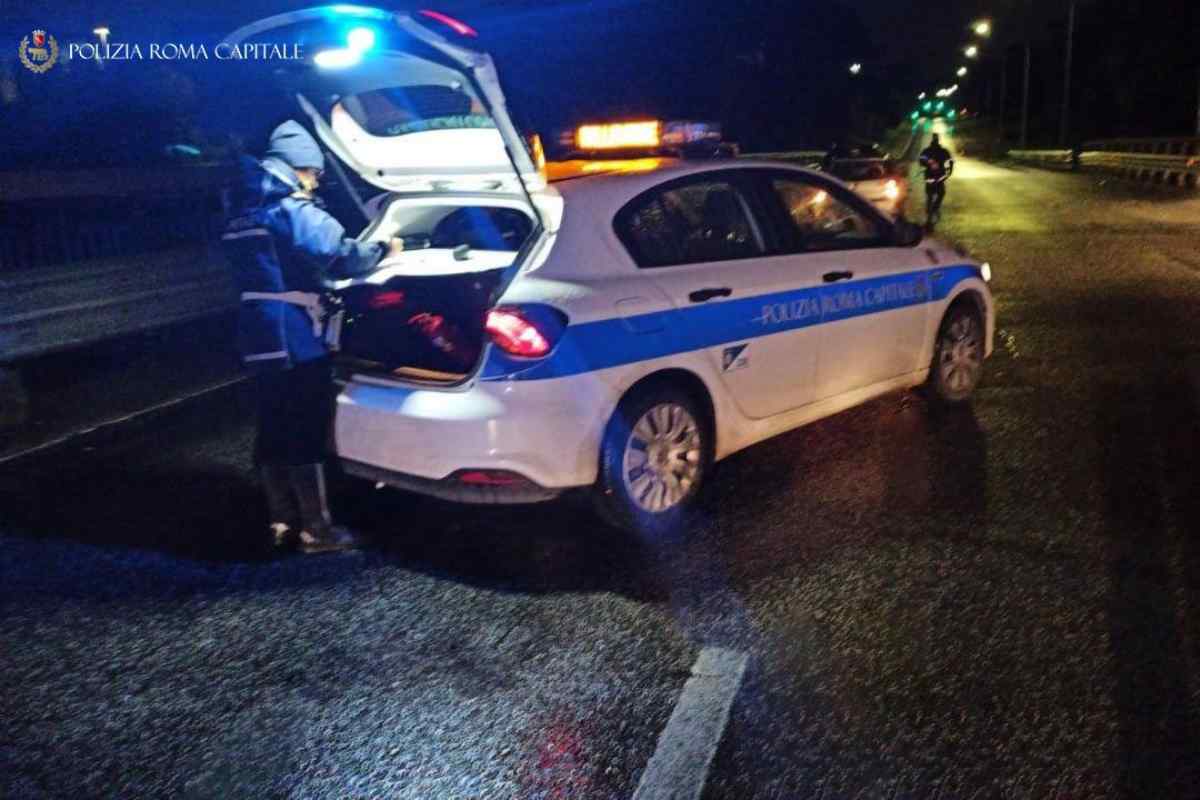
227, 7, 995, 531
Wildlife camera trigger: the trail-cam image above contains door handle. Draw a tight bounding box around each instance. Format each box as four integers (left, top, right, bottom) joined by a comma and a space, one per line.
822, 271, 854, 283
688, 287, 733, 303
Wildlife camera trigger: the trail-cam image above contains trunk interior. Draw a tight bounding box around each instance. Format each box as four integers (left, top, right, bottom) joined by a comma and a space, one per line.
333, 201, 534, 384
336, 266, 505, 383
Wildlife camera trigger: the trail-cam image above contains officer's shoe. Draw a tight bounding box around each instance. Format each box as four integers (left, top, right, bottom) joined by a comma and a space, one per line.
290, 463, 363, 554
270, 522, 298, 550
298, 525, 363, 555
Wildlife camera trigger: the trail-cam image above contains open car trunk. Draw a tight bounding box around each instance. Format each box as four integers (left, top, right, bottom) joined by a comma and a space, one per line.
329, 199, 536, 383
222, 6, 550, 384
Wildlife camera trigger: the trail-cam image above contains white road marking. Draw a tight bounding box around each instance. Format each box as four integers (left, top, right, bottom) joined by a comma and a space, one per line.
632, 647, 749, 800
0, 375, 247, 466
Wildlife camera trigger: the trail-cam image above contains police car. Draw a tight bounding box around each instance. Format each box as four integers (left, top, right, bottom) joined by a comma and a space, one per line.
226, 7, 995, 532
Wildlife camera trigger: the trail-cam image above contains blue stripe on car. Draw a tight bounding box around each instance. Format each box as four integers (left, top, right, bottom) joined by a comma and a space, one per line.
481, 265, 981, 382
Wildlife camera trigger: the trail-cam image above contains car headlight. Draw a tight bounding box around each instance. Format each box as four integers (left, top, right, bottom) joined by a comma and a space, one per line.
980, 262, 992, 282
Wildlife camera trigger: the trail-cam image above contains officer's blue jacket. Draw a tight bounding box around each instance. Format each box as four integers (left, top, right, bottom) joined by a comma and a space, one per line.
222, 155, 385, 368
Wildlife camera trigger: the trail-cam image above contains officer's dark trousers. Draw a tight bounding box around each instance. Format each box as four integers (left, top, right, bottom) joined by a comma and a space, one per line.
255, 357, 334, 467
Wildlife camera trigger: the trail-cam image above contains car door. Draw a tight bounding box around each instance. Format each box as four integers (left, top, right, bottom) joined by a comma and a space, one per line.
614, 170, 827, 420
758, 170, 931, 401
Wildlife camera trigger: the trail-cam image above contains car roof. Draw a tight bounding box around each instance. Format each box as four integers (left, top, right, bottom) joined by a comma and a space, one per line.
548, 157, 824, 203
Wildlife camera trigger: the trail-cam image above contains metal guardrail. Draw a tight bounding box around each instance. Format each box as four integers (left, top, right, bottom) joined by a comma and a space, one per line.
741, 150, 828, 166
1007, 138, 1200, 188
0, 166, 236, 363
744, 125, 919, 167
1007, 149, 1074, 169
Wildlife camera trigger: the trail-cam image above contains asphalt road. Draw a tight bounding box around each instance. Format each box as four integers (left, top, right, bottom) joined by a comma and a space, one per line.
3, 143, 1200, 799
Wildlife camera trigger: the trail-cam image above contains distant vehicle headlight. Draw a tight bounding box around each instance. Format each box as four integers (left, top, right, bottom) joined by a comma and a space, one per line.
884, 179, 901, 200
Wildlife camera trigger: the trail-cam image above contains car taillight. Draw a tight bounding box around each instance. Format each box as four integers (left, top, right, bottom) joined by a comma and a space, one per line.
485, 307, 565, 358
453, 469, 530, 487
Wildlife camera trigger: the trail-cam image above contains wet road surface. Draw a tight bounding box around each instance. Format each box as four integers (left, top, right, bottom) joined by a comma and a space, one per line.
3, 144, 1200, 798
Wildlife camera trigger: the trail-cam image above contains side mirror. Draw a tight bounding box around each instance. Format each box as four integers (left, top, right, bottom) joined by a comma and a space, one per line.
893, 218, 924, 247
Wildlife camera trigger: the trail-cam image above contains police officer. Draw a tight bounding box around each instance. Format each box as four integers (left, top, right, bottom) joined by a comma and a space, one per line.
222, 120, 403, 554
918, 133, 954, 228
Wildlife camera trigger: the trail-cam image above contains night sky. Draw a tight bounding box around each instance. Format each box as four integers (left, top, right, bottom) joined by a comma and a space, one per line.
3, 0, 1197, 164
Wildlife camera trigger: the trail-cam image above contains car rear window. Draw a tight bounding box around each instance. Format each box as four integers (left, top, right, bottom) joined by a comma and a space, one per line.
339, 86, 496, 137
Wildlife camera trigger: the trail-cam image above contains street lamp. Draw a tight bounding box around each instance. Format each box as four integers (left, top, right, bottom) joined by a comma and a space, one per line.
957, 66, 968, 77
965, 45, 979, 58
973, 20, 991, 37
918, 92, 926, 100
849, 63, 862, 75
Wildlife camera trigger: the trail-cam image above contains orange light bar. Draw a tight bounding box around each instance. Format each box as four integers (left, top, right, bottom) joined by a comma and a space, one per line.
576, 121, 661, 150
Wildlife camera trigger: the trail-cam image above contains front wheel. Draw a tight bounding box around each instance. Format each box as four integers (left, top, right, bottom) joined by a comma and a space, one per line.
926, 303, 985, 405
594, 387, 711, 534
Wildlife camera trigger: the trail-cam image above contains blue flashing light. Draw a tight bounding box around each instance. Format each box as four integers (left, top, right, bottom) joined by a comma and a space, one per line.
329, 4, 387, 17
347, 26, 376, 51
314, 47, 362, 69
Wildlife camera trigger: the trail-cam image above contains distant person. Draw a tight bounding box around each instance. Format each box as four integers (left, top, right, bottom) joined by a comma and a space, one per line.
221, 120, 403, 554
919, 133, 954, 228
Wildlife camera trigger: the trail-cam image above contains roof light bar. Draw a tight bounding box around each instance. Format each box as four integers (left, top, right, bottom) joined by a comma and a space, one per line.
576, 121, 661, 151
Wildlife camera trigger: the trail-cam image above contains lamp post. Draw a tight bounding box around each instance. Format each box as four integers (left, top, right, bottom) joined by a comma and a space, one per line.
1019, 0, 1032, 148
1058, 0, 1076, 146
1020, 42, 1030, 147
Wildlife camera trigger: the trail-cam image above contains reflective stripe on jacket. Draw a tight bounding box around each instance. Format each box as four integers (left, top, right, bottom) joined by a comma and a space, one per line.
221, 155, 385, 369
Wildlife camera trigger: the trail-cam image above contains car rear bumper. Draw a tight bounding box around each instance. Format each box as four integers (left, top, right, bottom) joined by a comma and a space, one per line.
340, 458, 563, 504
334, 372, 613, 494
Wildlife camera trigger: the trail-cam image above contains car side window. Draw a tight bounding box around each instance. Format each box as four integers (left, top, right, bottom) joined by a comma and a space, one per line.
618, 179, 764, 268
771, 178, 885, 252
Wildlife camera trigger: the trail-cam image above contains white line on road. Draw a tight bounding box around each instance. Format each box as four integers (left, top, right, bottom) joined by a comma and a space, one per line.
632, 647, 749, 800
0, 375, 248, 467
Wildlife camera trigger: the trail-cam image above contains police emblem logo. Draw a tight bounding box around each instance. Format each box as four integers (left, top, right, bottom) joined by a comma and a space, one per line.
722, 344, 749, 373
19, 30, 59, 74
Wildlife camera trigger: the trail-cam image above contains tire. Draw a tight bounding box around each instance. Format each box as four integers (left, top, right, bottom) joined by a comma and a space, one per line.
926, 302, 985, 406
594, 385, 712, 534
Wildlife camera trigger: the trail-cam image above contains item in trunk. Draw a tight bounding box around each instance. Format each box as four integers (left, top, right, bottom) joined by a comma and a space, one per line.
407, 312, 475, 371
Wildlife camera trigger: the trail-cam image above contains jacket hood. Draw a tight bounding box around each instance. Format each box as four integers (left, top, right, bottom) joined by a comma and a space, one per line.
228, 155, 301, 215
265, 120, 325, 172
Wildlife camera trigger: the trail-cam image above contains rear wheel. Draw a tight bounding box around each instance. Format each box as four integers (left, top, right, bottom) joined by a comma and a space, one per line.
595, 386, 711, 534
927, 303, 985, 405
